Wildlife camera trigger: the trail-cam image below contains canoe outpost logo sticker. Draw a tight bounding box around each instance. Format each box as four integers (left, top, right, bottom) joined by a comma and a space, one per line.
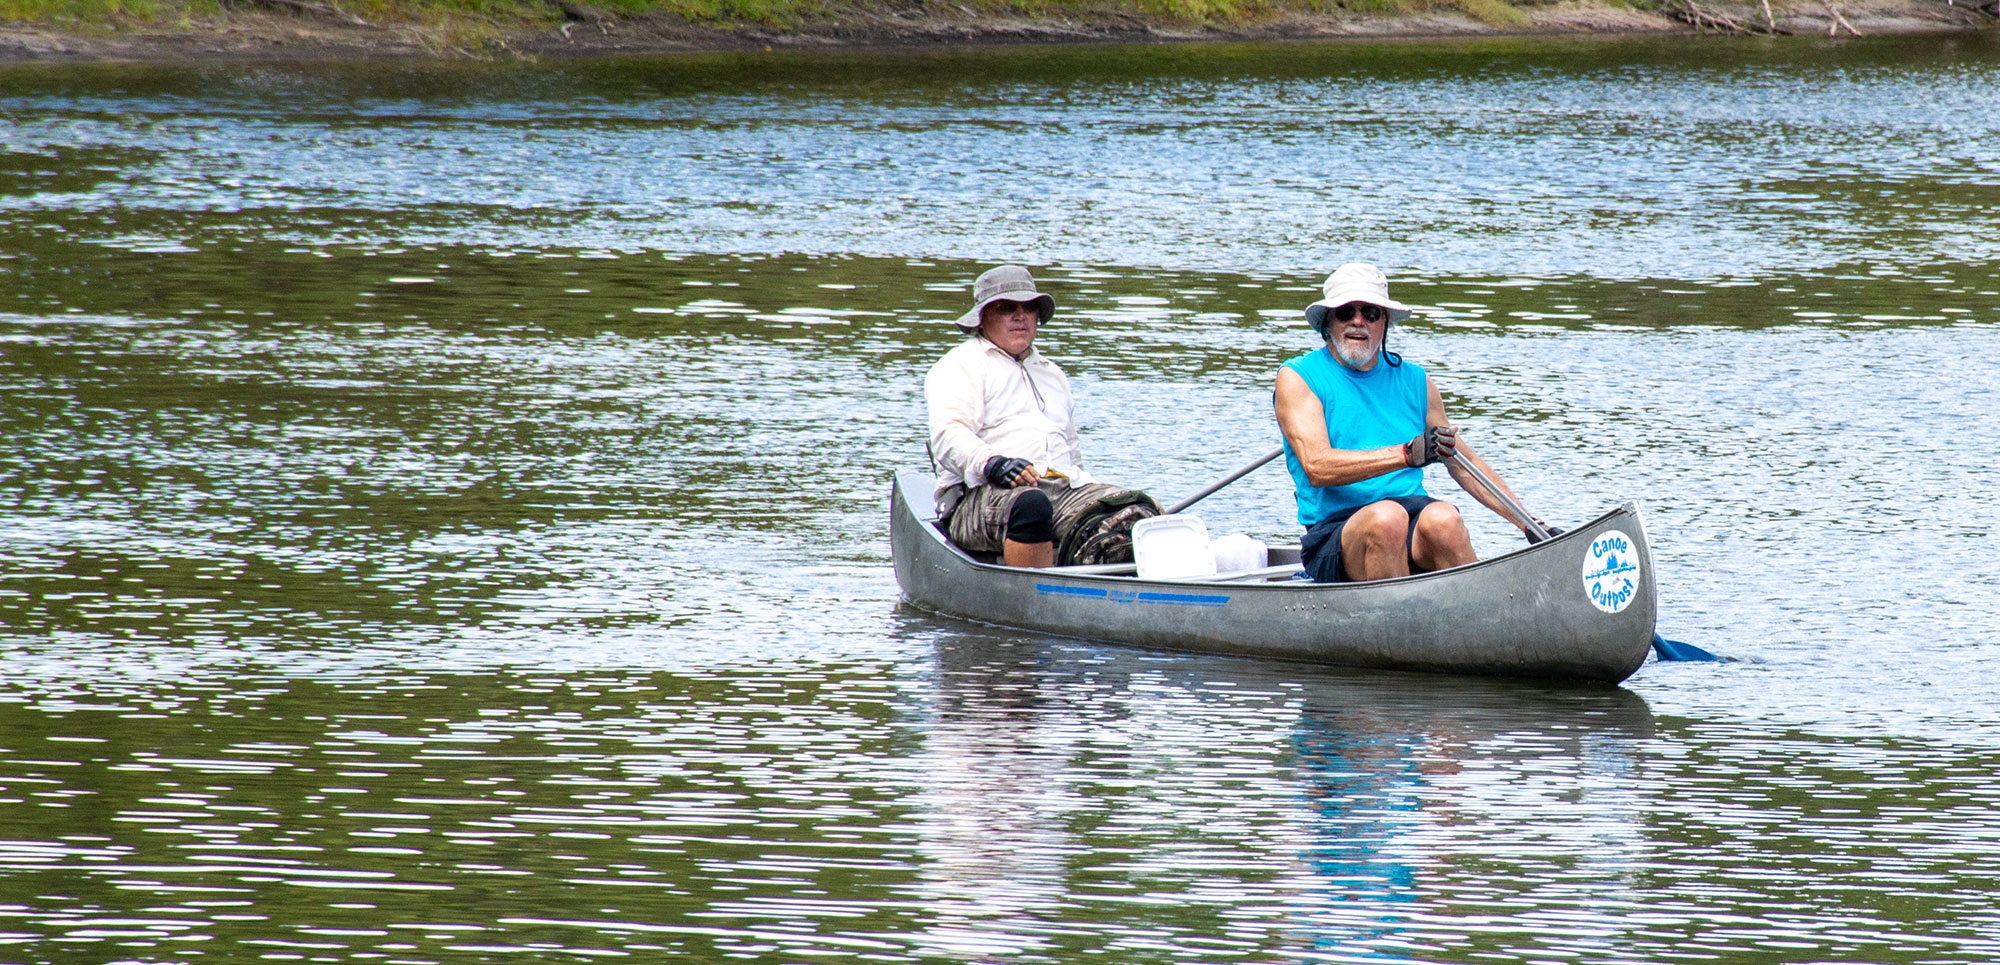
1581, 530, 1641, 614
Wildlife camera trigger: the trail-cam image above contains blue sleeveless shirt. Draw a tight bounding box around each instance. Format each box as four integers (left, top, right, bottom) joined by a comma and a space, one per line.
1281, 348, 1430, 527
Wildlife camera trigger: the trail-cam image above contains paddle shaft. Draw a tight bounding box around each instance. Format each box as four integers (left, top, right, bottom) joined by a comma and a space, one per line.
1447, 452, 1549, 541
1166, 447, 1284, 515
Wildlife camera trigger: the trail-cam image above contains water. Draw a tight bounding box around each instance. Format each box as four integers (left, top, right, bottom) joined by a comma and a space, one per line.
3, 32, 2000, 964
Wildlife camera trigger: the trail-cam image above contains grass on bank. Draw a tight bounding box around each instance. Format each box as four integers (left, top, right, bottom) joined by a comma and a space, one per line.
0, 0, 1551, 35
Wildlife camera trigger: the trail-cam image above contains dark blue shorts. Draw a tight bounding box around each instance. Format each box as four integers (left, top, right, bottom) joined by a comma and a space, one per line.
1300, 495, 1442, 584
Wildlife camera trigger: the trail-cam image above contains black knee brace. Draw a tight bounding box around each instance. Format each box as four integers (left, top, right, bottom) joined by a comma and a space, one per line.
1006, 489, 1055, 545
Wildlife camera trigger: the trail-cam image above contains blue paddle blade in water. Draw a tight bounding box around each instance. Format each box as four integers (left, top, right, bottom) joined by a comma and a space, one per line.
1652, 633, 1721, 662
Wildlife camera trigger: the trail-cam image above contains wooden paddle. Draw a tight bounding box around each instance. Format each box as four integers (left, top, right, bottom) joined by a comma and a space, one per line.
1446, 452, 1719, 663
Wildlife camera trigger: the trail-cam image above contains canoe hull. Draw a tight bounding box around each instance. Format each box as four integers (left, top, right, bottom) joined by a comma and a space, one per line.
891, 470, 1655, 683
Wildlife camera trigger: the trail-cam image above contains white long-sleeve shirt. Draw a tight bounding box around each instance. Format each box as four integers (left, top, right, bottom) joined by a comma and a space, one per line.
926, 335, 1096, 503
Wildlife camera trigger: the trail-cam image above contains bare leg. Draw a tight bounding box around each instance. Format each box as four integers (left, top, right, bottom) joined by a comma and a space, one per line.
1410, 501, 1477, 572
1339, 501, 1412, 581
1004, 539, 1055, 569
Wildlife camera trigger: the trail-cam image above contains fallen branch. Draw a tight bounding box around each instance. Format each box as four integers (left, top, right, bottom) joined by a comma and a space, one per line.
1820, 0, 1862, 34
1672, 0, 1754, 32
230, 0, 373, 27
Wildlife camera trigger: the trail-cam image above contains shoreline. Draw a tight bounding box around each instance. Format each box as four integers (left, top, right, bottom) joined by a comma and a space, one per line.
0, 0, 1990, 63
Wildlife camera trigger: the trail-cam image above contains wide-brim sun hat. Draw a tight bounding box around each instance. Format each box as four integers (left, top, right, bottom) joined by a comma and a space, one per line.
1304, 262, 1414, 334
953, 264, 1056, 332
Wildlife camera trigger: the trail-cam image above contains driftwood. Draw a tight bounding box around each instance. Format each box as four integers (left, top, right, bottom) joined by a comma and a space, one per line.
1819, 0, 1863, 33
226, 0, 373, 26
1664, 0, 1792, 33
1671, 0, 1991, 33
1671, 0, 1742, 30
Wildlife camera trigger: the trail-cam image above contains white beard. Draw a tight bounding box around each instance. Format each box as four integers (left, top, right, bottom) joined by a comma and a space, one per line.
1330, 332, 1382, 370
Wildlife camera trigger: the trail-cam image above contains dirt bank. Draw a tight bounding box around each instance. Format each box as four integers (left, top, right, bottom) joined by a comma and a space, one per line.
0, 0, 1989, 63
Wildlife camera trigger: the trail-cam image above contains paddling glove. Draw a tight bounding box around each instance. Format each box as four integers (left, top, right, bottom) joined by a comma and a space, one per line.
983, 455, 1034, 488
1525, 522, 1566, 545
1403, 426, 1457, 467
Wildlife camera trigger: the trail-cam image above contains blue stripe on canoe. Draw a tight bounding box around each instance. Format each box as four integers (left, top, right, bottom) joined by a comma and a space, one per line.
1135, 591, 1230, 607
1036, 584, 1108, 599
1035, 584, 1229, 607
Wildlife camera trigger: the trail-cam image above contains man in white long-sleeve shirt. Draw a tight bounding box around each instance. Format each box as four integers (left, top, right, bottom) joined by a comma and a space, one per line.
926, 265, 1157, 569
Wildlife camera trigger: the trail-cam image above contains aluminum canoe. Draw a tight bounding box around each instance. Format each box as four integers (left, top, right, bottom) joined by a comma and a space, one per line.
890, 469, 1657, 683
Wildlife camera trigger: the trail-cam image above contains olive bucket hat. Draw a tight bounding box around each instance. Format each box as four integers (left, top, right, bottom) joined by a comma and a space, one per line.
953, 265, 1056, 332
1303, 262, 1415, 334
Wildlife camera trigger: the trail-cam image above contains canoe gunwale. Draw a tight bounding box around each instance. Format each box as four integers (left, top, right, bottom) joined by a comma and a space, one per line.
910, 486, 1619, 595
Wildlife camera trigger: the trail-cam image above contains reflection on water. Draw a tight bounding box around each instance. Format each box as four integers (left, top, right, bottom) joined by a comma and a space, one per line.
2, 33, 2000, 965
2, 535, 2000, 965
17, 617, 1998, 963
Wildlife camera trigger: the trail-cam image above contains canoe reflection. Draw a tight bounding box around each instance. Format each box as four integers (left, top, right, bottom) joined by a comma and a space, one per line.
1283, 676, 1650, 953
899, 611, 1653, 957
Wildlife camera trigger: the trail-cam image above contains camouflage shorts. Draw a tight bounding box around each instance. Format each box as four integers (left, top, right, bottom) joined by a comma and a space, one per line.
943, 481, 1128, 555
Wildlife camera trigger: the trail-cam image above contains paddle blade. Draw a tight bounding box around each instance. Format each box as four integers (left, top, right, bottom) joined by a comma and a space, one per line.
1652, 633, 1720, 662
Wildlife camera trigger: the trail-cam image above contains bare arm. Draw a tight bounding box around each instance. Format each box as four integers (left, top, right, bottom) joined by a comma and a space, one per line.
1274, 366, 1407, 488
1429, 379, 1533, 535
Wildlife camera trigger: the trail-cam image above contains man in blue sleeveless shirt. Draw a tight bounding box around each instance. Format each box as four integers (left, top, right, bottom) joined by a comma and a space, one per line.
1275, 263, 1545, 583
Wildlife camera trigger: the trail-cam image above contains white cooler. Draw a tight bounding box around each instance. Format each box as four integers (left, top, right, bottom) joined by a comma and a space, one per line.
1132, 515, 1215, 581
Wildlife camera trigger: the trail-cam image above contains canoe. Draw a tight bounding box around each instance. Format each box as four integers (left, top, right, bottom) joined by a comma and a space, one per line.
889, 469, 1658, 683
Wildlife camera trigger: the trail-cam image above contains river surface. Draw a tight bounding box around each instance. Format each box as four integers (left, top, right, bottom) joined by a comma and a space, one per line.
3, 32, 2000, 965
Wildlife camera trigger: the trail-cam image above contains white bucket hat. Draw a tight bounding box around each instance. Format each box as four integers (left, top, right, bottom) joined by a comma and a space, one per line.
952, 265, 1055, 332
1304, 262, 1414, 334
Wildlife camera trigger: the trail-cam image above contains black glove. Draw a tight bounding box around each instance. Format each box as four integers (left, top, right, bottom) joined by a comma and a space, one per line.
1402, 425, 1458, 468
1525, 521, 1566, 545
983, 455, 1034, 488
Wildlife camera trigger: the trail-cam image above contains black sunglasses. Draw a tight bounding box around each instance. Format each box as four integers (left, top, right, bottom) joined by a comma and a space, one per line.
1332, 303, 1388, 324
